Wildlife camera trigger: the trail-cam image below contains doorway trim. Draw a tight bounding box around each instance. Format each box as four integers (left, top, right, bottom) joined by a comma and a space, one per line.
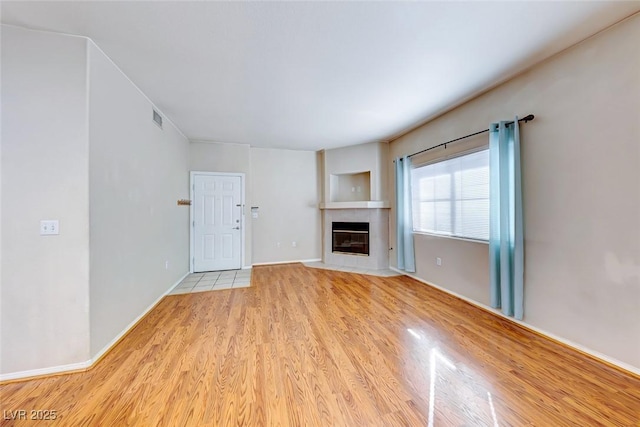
189, 171, 246, 273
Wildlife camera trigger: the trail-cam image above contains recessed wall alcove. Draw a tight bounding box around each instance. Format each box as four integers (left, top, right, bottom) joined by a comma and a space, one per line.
330, 171, 371, 202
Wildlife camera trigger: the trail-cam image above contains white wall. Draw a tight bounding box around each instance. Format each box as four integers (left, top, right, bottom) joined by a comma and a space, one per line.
1, 26, 191, 377
1, 26, 90, 374
189, 142, 253, 266
251, 147, 321, 264
189, 142, 321, 266
88, 44, 190, 356
0, 24, 3, 377
389, 14, 640, 370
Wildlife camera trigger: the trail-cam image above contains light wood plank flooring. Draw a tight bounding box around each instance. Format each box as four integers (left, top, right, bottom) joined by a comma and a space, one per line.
1, 263, 639, 426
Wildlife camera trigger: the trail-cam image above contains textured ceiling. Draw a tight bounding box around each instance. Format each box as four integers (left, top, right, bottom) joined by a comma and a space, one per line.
3, 1, 639, 150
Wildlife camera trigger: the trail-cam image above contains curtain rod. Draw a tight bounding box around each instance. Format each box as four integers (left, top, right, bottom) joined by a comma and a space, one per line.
401, 114, 535, 160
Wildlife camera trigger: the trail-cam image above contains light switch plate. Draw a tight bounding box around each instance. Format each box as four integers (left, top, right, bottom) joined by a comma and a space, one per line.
40, 220, 59, 235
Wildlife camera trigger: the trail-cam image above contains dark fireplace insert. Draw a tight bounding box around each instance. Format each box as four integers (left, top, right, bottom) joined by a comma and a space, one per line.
332, 222, 369, 256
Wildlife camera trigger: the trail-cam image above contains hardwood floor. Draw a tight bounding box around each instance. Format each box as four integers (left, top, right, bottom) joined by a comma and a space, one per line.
1, 263, 639, 426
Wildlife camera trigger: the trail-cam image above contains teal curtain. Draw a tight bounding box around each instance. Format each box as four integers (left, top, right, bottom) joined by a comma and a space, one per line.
395, 156, 416, 273
489, 118, 524, 319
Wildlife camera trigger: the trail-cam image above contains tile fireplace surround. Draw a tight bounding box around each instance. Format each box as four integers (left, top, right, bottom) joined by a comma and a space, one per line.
323, 208, 389, 270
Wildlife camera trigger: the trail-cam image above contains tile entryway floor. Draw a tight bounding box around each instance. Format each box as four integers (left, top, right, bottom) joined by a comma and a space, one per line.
170, 269, 251, 295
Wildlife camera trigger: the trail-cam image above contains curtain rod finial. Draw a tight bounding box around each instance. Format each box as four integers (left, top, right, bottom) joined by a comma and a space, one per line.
522, 114, 535, 122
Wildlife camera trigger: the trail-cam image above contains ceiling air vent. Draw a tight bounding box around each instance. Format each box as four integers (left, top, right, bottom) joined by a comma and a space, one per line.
152, 109, 163, 129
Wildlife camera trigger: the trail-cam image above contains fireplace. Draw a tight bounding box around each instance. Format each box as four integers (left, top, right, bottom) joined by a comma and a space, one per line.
323, 209, 388, 269
332, 222, 369, 256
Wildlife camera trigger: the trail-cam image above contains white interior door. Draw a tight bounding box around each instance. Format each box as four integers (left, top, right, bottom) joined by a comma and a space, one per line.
192, 173, 243, 272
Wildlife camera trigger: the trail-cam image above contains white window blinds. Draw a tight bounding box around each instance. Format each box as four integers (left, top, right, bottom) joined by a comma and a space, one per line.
410, 149, 489, 241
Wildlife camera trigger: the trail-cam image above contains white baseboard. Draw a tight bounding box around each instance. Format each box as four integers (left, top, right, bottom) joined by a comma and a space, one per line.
252, 258, 322, 266
0, 271, 190, 383
391, 267, 640, 377
0, 360, 91, 382
170, 271, 191, 292
89, 271, 190, 365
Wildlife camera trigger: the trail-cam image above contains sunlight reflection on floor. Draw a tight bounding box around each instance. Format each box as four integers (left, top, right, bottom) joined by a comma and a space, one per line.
406, 328, 501, 427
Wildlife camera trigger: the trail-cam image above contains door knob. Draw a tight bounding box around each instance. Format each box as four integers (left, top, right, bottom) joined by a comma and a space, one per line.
233, 226, 240, 230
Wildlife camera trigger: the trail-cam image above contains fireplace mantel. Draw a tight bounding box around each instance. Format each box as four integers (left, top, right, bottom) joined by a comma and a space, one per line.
319, 201, 390, 210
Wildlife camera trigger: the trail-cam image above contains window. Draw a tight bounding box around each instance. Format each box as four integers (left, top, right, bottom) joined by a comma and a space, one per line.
411, 148, 489, 241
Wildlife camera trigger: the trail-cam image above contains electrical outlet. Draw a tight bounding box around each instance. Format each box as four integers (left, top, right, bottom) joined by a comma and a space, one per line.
40, 220, 59, 235
292, 241, 297, 248
276, 242, 281, 248
436, 257, 442, 266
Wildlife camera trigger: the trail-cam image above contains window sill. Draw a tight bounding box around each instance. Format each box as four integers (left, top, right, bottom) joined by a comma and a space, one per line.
412, 231, 489, 245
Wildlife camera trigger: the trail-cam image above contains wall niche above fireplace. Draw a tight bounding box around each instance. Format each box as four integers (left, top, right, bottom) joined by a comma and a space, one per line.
319, 141, 390, 210
330, 172, 371, 202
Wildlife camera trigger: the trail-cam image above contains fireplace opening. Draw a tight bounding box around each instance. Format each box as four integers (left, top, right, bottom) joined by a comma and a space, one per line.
332, 222, 369, 256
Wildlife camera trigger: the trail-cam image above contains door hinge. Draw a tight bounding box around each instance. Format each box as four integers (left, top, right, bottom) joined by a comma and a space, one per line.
192, 220, 195, 227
